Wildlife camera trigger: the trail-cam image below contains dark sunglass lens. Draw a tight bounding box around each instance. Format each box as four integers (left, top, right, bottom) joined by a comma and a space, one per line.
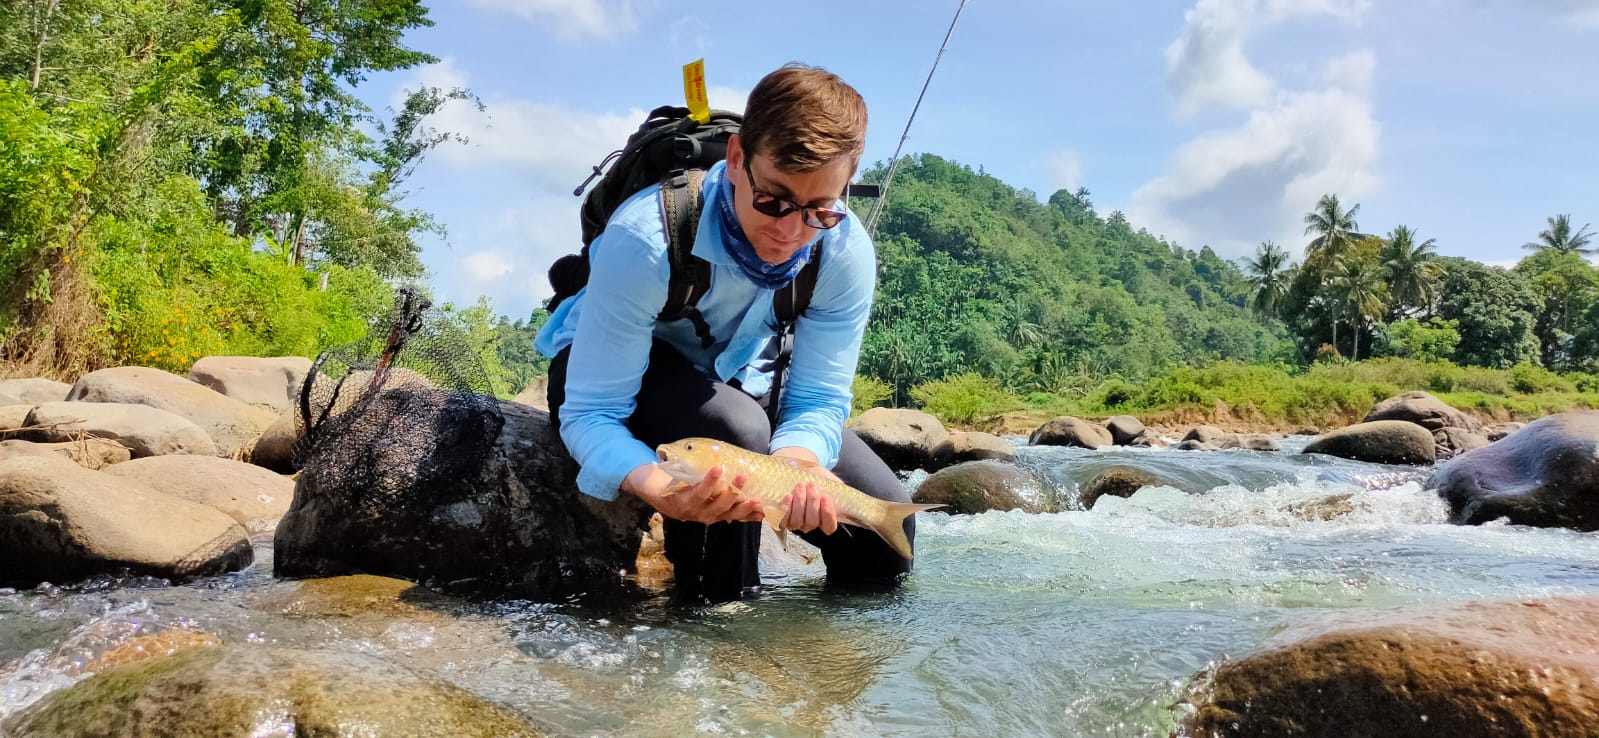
809, 209, 845, 229
751, 195, 795, 219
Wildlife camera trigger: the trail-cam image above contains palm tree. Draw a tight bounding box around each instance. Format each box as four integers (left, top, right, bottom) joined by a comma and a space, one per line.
1328, 259, 1388, 361
1523, 214, 1596, 255
1381, 225, 1441, 318
1303, 194, 1362, 262
1242, 241, 1294, 318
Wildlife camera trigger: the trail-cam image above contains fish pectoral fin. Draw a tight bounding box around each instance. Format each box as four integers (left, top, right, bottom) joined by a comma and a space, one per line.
775, 526, 789, 548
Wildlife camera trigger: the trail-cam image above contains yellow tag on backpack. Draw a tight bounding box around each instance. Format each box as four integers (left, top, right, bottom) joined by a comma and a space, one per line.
682, 59, 710, 124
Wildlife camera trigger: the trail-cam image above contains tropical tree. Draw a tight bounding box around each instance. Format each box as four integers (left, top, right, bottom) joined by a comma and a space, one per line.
1243, 241, 1295, 318
1303, 194, 1362, 262
1381, 225, 1441, 318
1523, 214, 1595, 255
1328, 257, 1387, 361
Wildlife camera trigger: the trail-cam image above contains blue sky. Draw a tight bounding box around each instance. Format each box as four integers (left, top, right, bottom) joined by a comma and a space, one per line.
361, 0, 1599, 320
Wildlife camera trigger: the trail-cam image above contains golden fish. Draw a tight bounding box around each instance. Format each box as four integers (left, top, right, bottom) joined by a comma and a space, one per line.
655, 437, 942, 560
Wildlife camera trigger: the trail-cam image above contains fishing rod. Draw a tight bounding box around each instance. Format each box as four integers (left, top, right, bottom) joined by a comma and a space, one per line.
863, 0, 969, 238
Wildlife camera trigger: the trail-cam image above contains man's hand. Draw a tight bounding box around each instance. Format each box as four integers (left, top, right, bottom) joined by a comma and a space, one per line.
770, 446, 840, 535
623, 463, 764, 525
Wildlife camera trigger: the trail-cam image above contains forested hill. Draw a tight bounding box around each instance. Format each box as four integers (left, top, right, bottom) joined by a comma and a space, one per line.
855, 154, 1286, 401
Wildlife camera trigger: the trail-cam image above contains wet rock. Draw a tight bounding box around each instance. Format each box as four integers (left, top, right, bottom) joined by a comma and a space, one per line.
22, 401, 217, 458
1487, 422, 1524, 442
1182, 425, 1231, 445
0, 378, 70, 406
1178, 597, 1599, 738
1295, 426, 1321, 436
913, 460, 1040, 514
66, 366, 276, 456
1428, 411, 1599, 530
847, 408, 948, 472
81, 629, 222, 674
2, 646, 541, 737
1081, 467, 1161, 509
1302, 421, 1436, 465
1174, 439, 1220, 452
0, 455, 252, 588
1127, 430, 1165, 447
187, 355, 312, 414
101, 455, 293, 527
929, 430, 1015, 471
274, 386, 653, 600
0, 438, 130, 469
1433, 426, 1489, 460
1105, 415, 1146, 446
1284, 493, 1356, 522
244, 410, 298, 473
1029, 415, 1112, 449
1363, 390, 1480, 432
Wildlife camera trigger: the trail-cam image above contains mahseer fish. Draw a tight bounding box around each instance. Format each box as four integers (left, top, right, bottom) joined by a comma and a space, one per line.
655, 437, 942, 560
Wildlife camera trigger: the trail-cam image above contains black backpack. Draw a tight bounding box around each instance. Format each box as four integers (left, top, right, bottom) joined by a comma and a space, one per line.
546, 106, 821, 353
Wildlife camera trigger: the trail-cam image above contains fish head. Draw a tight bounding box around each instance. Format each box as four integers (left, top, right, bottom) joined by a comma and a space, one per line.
655, 438, 726, 487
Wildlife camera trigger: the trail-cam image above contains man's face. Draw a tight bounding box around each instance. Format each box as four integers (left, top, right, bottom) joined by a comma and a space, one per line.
727, 135, 854, 265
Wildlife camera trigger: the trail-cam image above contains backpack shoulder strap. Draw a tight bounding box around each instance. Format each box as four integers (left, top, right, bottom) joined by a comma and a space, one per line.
774, 240, 823, 327
657, 170, 715, 348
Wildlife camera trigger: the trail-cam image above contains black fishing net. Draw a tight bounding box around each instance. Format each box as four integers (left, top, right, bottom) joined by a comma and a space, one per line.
292, 286, 506, 519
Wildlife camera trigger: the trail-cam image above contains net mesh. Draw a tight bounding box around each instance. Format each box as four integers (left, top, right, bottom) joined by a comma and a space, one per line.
292, 286, 505, 519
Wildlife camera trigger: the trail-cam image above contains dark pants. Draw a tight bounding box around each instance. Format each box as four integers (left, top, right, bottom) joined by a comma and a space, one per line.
549, 342, 914, 601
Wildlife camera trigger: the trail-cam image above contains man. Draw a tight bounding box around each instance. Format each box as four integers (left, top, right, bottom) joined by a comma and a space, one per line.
535, 63, 915, 601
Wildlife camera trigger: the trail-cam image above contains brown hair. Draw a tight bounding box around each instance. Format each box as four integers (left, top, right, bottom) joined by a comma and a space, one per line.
740, 63, 868, 174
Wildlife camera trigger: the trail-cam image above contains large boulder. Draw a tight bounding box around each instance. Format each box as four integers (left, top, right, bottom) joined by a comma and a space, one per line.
912, 460, 1040, 514
1182, 425, 1231, 445
2, 645, 541, 737
1363, 390, 1480, 432
1302, 421, 1436, 465
22, 401, 217, 458
1, 403, 35, 432
66, 366, 276, 456
0, 455, 252, 587
0, 438, 130, 469
847, 407, 948, 472
1178, 597, 1599, 738
929, 430, 1015, 471
1105, 415, 1146, 446
187, 355, 312, 413
0, 378, 70, 406
244, 410, 299, 473
1427, 412, 1599, 530
101, 455, 293, 528
1029, 415, 1112, 449
274, 383, 653, 600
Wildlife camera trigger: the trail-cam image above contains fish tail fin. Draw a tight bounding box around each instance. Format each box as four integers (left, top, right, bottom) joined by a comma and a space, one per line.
871, 501, 944, 560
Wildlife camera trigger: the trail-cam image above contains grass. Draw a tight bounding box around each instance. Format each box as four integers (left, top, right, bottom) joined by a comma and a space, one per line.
892, 358, 1599, 433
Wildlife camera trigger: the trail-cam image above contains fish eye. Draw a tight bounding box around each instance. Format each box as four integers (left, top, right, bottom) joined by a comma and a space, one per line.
685, 441, 695, 450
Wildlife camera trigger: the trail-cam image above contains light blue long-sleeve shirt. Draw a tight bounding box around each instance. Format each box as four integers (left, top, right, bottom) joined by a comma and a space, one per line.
534, 161, 877, 500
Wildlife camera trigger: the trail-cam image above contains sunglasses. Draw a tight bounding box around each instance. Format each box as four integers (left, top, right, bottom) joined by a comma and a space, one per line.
742, 159, 848, 230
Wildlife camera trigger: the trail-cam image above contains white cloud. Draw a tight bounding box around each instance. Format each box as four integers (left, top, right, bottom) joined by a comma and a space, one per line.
1130, 46, 1381, 258
462, 0, 651, 41
1047, 149, 1084, 193
463, 250, 515, 281
1165, 0, 1371, 117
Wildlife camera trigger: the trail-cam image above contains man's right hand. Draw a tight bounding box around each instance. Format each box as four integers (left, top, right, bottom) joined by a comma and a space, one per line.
623, 463, 765, 525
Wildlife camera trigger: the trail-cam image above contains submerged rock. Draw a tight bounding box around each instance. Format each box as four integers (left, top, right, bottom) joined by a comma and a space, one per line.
1029, 416, 1112, 449
1362, 390, 1480, 432
1080, 467, 1161, 509
274, 385, 652, 600
847, 407, 948, 472
913, 460, 1040, 514
1178, 597, 1599, 738
929, 430, 1015, 470
1302, 421, 1436, 465
1427, 411, 1599, 530
3, 645, 542, 737
0, 455, 252, 587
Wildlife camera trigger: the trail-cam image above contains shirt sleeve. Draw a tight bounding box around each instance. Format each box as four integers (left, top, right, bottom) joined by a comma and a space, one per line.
767, 220, 877, 468
556, 224, 669, 500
